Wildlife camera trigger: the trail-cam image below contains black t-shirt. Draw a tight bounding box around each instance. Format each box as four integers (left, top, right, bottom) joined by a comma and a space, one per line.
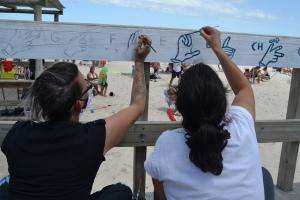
1, 119, 106, 200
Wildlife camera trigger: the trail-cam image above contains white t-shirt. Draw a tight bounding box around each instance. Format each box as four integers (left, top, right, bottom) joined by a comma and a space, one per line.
145, 106, 264, 200
173, 63, 182, 73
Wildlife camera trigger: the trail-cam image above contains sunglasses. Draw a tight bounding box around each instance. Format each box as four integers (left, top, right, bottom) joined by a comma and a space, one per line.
78, 80, 93, 109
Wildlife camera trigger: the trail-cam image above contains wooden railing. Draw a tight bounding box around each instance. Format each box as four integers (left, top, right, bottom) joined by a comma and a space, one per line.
0, 120, 300, 196
0, 67, 299, 198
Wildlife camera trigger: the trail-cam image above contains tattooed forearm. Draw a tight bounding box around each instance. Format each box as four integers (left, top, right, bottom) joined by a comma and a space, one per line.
130, 61, 146, 109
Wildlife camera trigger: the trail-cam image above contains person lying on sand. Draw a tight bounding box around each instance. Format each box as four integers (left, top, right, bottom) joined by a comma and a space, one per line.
0, 35, 152, 200
145, 26, 273, 200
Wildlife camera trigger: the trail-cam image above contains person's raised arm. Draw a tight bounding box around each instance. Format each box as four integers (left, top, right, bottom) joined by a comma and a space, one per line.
104, 35, 151, 154
201, 26, 255, 119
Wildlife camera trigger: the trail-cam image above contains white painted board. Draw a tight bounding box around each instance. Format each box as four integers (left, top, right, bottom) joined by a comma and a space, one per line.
0, 20, 300, 67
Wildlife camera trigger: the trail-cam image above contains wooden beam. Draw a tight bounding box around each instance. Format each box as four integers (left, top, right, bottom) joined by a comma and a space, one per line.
33, 5, 42, 23
33, 5, 43, 78
132, 63, 150, 198
0, 80, 33, 88
0, 8, 63, 15
0, 100, 21, 107
0, 120, 300, 147
277, 68, 300, 191
0, 20, 299, 67
3, 5, 16, 9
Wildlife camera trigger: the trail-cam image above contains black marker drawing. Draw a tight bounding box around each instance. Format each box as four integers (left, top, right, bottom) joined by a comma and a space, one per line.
298, 47, 300, 56
127, 30, 157, 53
51, 31, 63, 43
171, 31, 201, 64
127, 31, 140, 49
251, 41, 264, 51
222, 36, 236, 59
126, 30, 141, 59
259, 38, 284, 67
206, 36, 235, 59
1, 29, 41, 56
64, 33, 88, 58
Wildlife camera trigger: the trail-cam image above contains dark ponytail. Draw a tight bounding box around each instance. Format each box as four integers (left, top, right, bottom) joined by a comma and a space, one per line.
176, 63, 230, 175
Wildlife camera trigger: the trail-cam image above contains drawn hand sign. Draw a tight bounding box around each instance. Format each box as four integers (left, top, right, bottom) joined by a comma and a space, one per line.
64, 33, 88, 58
222, 36, 236, 59
259, 38, 284, 67
171, 31, 201, 64
127, 31, 140, 49
125, 30, 142, 59
1, 30, 41, 56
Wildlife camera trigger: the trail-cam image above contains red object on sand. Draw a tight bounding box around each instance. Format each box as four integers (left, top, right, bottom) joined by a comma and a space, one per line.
2, 60, 13, 72
167, 108, 176, 121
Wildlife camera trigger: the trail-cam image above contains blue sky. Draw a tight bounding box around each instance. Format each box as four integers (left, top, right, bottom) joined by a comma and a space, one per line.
1, 0, 299, 37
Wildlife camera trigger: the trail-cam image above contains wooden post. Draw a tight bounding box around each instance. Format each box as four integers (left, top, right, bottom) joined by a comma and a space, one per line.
54, 14, 59, 63
34, 5, 43, 78
132, 62, 150, 198
277, 68, 300, 191
54, 14, 59, 22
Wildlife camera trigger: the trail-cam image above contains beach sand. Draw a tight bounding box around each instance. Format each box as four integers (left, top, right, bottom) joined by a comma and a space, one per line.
0, 62, 299, 199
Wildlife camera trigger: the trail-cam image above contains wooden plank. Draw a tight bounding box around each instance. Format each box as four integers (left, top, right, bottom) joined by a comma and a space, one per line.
277, 68, 300, 191
0, 100, 21, 106
34, 5, 43, 78
0, 8, 62, 15
0, 116, 26, 121
0, 120, 300, 147
0, 20, 299, 67
132, 63, 150, 198
0, 80, 33, 88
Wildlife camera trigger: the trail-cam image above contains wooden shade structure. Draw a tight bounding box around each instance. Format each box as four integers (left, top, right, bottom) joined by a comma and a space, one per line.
0, 0, 64, 11
0, 0, 64, 18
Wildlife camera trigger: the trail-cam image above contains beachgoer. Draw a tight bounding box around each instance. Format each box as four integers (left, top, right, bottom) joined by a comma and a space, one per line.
0, 35, 152, 200
250, 66, 261, 83
150, 62, 160, 82
153, 62, 160, 77
87, 65, 100, 95
164, 86, 177, 110
169, 62, 182, 86
164, 86, 178, 121
132, 64, 136, 77
165, 63, 172, 73
244, 68, 251, 81
282, 67, 292, 75
145, 27, 270, 200
99, 62, 109, 96
261, 67, 270, 80
181, 63, 189, 73
2, 59, 13, 72
28, 59, 36, 80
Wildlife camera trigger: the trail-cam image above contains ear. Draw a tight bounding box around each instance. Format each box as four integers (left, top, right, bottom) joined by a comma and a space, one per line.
74, 100, 82, 113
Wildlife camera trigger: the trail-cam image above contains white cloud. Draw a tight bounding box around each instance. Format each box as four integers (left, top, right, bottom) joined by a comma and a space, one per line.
246, 9, 275, 20
86, 0, 275, 20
